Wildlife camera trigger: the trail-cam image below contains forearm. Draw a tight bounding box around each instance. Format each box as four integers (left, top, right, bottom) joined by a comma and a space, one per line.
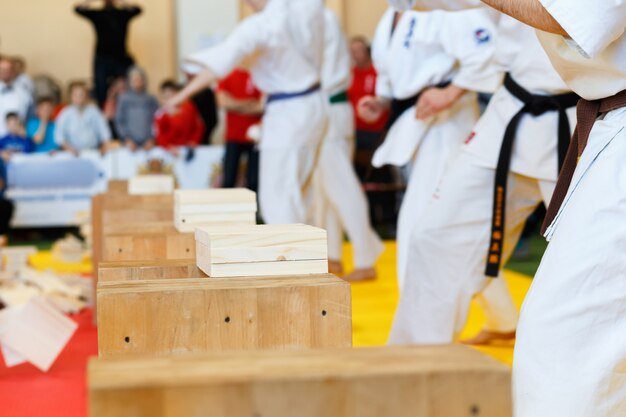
218, 93, 263, 115
481, 0, 567, 36
170, 69, 217, 109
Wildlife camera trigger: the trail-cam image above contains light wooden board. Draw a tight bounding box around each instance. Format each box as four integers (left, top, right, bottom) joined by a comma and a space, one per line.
99, 260, 206, 282
102, 232, 195, 262
175, 202, 257, 215
89, 345, 512, 417
174, 188, 256, 205
128, 175, 175, 195
97, 274, 351, 358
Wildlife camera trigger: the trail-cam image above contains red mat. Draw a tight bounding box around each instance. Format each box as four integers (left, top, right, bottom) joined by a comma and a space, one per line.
0, 309, 97, 417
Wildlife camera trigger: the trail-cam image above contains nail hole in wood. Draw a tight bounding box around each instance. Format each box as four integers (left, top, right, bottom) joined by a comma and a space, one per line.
124, 336, 130, 343
118, 248, 123, 253
322, 310, 327, 317
225, 316, 231, 323
470, 405, 480, 416
186, 248, 190, 253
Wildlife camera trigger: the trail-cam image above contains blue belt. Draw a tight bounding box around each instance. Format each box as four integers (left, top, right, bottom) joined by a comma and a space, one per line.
266, 83, 321, 104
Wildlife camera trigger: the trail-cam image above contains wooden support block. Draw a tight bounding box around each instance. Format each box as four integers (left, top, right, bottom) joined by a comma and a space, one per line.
102, 222, 177, 236
128, 175, 175, 195
102, 232, 195, 262
102, 206, 173, 225
195, 224, 328, 278
96, 274, 351, 358
106, 180, 128, 194
89, 345, 512, 417
174, 188, 256, 205
98, 260, 205, 283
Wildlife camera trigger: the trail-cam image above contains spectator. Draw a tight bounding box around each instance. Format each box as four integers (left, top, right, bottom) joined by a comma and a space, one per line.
0, 158, 13, 248
348, 36, 388, 148
154, 80, 204, 156
0, 57, 32, 137
216, 68, 263, 191
0, 113, 35, 159
115, 66, 158, 150
185, 72, 218, 145
75, 0, 142, 106
12, 57, 35, 97
103, 75, 127, 138
26, 97, 59, 153
55, 82, 112, 154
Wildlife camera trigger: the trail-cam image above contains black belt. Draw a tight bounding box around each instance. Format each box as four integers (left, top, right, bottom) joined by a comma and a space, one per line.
386, 81, 451, 129
485, 73, 580, 277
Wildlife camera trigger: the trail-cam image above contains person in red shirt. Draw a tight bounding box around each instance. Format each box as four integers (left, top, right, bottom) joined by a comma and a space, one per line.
216, 68, 263, 191
348, 36, 388, 149
154, 80, 205, 157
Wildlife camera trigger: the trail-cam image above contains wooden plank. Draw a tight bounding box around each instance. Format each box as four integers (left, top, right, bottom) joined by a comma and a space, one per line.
102, 207, 173, 225
102, 232, 195, 262
103, 222, 177, 236
174, 188, 256, 205
176, 202, 257, 215
106, 180, 128, 195
128, 175, 175, 195
98, 260, 206, 283
96, 274, 352, 358
89, 345, 512, 417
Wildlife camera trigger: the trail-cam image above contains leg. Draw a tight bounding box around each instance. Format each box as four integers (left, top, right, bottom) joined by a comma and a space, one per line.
93, 57, 109, 107
316, 104, 382, 272
245, 145, 259, 192
0, 199, 14, 247
389, 151, 543, 344
513, 124, 626, 417
222, 143, 243, 188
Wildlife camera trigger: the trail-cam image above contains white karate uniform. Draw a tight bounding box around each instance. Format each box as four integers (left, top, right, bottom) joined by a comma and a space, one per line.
389, 17, 579, 344
188, 0, 327, 224
312, 8, 383, 268
511, 2, 626, 416
370, 8, 496, 292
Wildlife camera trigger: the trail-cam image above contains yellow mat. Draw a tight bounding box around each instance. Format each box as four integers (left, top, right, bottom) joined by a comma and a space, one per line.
29, 242, 531, 365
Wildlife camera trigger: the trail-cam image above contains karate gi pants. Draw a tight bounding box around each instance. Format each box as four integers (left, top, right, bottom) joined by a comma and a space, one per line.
389, 150, 555, 344
312, 102, 383, 269
514, 108, 626, 417
259, 92, 327, 225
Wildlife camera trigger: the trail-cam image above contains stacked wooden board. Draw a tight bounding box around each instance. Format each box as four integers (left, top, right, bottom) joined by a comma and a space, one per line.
195, 224, 328, 278
174, 189, 257, 233
89, 345, 513, 417
128, 175, 175, 195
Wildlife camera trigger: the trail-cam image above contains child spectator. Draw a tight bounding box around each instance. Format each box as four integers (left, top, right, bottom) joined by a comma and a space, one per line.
103, 76, 127, 139
115, 66, 158, 150
0, 112, 35, 159
55, 82, 112, 154
216, 68, 263, 191
154, 80, 204, 156
0, 158, 13, 248
26, 97, 58, 153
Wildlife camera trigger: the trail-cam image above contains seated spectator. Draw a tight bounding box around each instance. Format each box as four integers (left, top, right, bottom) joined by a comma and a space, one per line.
55, 82, 112, 154
26, 97, 59, 153
115, 66, 158, 150
216, 68, 263, 192
0, 158, 13, 248
103, 75, 127, 138
0, 57, 32, 137
0, 112, 35, 159
154, 80, 204, 156
12, 57, 34, 97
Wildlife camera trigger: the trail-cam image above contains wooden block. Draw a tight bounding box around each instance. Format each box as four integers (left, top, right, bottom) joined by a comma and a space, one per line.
89, 345, 512, 417
96, 274, 351, 358
102, 232, 195, 262
102, 222, 177, 236
102, 207, 173, 225
99, 260, 206, 283
128, 175, 175, 195
195, 224, 328, 278
174, 188, 256, 205
106, 180, 128, 194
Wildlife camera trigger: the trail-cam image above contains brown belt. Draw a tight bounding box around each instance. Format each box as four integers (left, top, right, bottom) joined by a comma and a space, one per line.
542, 89, 626, 234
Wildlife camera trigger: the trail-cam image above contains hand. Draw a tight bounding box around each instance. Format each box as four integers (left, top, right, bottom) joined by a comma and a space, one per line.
142, 139, 155, 151
168, 147, 180, 158
125, 139, 138, 152
357, 96, 389, 123
162, 100, 179, 115
415, 84, 466, 121
1, 151, 12, 162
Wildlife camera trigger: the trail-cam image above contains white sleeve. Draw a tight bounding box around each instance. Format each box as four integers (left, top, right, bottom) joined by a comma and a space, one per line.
539, 0, 626, 57
388, 0, 481, 11
439, 11, 499, 93
371, 10, 394, 99
185, 15, 268, 78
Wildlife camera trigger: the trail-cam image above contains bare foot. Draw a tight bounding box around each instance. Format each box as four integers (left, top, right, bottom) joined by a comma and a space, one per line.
343, 267, 377, 283
328, 260, 344, 276
461, 330, 516, 346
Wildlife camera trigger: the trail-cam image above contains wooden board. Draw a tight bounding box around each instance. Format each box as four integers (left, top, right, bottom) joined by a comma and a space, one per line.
195, 224, 328, 277
128, 175, 175, 195
106, 180, 128, 195
98, 260, 206, 283
96, 274, 351, 358
102, 232, 195, 262
102, 222, 177, 236
174, 188, 256, 205
89, 345, 512, 417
